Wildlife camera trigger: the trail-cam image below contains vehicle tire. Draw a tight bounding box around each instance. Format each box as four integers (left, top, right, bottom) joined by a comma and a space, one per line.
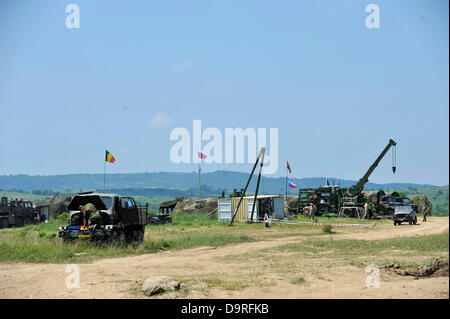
24, 217, 32, 226
413, 216, 417, 225
136, 229, 144, 243
0, 219, 7, 229
409, 219, 413, 225
15, 217, 24, 228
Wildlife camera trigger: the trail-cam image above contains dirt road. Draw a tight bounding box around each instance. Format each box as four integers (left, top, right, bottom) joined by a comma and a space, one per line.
0, 217, 448, 299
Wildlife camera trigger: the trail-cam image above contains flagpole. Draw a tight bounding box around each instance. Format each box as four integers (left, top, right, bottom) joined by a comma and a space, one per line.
198, 162, 201, 198
285, 163, 288, 218
104, 150, 106, 193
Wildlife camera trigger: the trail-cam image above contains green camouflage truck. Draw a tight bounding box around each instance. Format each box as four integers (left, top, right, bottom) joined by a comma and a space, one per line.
58, 192, 147, 244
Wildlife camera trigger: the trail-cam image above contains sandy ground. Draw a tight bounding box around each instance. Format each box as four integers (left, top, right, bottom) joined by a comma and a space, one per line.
0, 217, 448, 299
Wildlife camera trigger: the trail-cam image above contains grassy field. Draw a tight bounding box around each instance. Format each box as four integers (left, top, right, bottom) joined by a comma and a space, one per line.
0, 212, 384, 264
0, 212, 447, 273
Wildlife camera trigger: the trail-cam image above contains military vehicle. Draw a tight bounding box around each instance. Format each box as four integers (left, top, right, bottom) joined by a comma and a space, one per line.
0, 197, 38, 228
366, 190, 417, 219
58, 192, 147, 244
296, 139, 398, 218
297, 186, 344, 216
393, 205, 417, 225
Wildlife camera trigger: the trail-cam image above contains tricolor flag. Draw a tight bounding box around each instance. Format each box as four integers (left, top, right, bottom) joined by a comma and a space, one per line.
105, 150, 116, 163
198, 150, 207, 160
286, 161, 291, 174
288, 181, 297, 189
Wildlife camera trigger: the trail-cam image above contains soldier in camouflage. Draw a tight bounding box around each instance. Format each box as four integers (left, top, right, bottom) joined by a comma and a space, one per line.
423, 202, 429, 222
79, 203, 104, 230
303, 205, 311, 219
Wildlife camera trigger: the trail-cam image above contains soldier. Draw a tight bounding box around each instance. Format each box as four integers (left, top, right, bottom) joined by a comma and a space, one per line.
423, 202, 429, 222
363, 202, 369, 219
303, 205, 311, 219
79, 203, 103, 230
310, 203, 317, 218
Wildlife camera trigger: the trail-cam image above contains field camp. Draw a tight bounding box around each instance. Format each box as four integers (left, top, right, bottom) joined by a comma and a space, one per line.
0, 139, 448, 299
0, 0, 448, 308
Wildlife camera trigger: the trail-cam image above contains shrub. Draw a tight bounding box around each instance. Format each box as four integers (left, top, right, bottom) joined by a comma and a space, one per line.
322, 225, 333, 233
57, 212, 70, 221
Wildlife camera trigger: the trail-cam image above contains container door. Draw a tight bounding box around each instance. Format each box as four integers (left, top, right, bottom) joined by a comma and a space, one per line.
247, 200, 258, 221
41, 207, 49, 222
218, 199, 232, 222
273, 198, 284, 219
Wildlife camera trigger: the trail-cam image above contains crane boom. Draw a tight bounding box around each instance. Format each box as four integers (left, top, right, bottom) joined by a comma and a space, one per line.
349, 139, 397, 196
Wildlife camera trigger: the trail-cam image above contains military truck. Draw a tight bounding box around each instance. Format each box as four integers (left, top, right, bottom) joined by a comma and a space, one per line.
58, 192, 147, 244
0, 197, 38, 228
297, 186, 344, 216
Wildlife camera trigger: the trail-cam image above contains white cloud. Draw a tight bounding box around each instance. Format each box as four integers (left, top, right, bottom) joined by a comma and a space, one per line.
174, 61, 193, 72
148, 112, 173, 129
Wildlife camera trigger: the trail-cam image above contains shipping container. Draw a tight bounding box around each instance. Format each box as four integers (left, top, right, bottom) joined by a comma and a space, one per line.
218, 195, 285, 222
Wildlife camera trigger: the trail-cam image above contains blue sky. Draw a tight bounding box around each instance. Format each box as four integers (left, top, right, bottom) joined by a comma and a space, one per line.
0, 0, 448, 185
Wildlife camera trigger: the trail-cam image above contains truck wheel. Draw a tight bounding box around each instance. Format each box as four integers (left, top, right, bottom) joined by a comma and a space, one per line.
0, 219, 8, 229
409, 219, 413, 225
393, 221, 397, 226
15, 217, 24, 228
24, 217, 32, 226
137, 228, 144, 243
413, 216, 417, 225
109, 231, 126, 246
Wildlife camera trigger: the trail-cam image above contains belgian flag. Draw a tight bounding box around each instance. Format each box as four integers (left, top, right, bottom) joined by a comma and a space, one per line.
105, 150, 115, 163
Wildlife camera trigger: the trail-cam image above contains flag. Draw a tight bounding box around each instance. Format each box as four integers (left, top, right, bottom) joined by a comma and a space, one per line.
198, 150, 207, 160
286, 161, 291, 174
105, 150, 115, 163
288, 181, 297, 189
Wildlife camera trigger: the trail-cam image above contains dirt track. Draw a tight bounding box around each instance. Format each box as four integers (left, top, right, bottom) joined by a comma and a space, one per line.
0, 217, 448, 299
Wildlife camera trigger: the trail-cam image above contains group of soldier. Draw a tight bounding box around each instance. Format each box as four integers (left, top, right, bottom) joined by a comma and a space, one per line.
302, 203, 317, 219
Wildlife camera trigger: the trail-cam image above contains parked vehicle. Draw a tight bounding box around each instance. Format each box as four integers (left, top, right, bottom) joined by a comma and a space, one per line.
393, 205, 417, 226
0, 197, 39, 228
58, 192, 147, 244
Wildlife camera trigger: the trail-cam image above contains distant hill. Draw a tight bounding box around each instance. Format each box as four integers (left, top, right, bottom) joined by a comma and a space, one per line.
0, 171, 435, 195
1, 173, 447, 213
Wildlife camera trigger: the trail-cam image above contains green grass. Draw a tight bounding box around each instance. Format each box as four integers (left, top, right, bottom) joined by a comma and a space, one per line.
0, 213, 259, 263
0, 227, 255, 264
291, 276, 306, 285
275, 233, 449, 254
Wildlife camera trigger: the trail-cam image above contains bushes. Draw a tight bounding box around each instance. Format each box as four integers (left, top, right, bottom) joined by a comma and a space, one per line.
322, 225, 333, 233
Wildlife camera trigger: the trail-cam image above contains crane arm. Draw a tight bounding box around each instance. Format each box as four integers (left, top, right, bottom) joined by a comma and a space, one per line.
349, 139, 397, 196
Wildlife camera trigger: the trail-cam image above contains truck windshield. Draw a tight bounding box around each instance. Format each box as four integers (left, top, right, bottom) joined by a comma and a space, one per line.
100, 197, 113, 209
396, 206, 412, 212
397, 198, 411, 204
299, 193, 310, 199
